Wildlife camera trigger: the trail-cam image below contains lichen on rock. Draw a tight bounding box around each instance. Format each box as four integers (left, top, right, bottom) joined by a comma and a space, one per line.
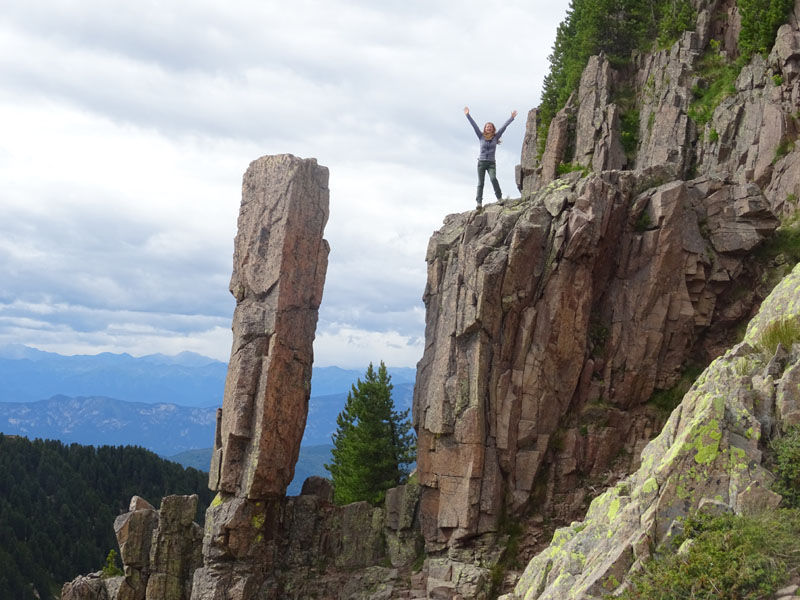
510, 262, 800, 600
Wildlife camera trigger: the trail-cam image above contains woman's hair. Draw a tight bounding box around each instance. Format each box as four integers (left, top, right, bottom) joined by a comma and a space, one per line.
483, 122, 500, 143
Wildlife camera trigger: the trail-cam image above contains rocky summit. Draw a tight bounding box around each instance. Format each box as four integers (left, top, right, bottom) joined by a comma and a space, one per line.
62, 1, 800, 598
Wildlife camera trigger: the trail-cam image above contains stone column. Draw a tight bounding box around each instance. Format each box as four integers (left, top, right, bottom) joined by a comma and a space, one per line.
194, 154, 329, 600
209, 153, 330, 499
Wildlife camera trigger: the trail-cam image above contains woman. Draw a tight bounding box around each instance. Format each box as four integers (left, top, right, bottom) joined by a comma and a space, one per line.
464, 106, 517, 209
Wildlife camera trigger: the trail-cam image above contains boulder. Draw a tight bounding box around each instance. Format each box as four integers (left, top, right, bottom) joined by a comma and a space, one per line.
299, 476, 333, 502
61, 574, 112, 600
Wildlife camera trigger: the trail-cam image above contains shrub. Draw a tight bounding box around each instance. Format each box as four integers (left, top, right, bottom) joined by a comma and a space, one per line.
634, 210, 652, 232
101, 549, 123, 578
614, 510, 800, 599
773, 136, 796, 164
738, 0, 795, 60
648, 365, 704, 414
772, 426, 800, 507
688, 43, 740, 126
755, 209, 800, 266
557, 162, 589, 176
620, 109, 640, 158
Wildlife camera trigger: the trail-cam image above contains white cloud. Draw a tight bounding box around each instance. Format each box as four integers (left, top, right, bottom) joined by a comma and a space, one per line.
314, 325, 424, 369
0, 0, 571, 368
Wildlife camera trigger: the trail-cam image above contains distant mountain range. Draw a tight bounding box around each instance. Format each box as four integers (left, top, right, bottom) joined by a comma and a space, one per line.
0, 344, 416, 407
0, 345, 416, 483
0, 395, 216, 456
168, 445, 334, 496
0, 383, 414, 456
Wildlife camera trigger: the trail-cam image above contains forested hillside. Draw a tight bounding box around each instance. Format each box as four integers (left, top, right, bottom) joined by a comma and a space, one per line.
538, 0, 795, 141
0, 434, 213, 600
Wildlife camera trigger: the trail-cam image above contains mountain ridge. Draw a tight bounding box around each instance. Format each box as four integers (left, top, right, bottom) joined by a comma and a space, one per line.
0, 383, 413, 455
0, 344, 416, 407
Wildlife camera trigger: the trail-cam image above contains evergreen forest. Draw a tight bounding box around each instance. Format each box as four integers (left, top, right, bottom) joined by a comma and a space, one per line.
0, 434, 213, 600
539, 0, 794, 146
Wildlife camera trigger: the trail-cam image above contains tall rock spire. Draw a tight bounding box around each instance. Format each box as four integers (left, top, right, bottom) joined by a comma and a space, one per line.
193, 154, 329, 599
209, 153, 330, 499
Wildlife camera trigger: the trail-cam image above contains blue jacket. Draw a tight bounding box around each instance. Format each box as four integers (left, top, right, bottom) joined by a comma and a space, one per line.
467, 113, 514, 161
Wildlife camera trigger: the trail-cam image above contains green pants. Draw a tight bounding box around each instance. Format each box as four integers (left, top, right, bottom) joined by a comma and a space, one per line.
476, 160, 502, 203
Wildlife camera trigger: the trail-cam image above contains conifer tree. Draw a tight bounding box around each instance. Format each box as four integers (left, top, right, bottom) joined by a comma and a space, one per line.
325, 362, 415, 505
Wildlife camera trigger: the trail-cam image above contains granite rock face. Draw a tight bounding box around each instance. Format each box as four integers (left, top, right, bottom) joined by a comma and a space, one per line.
634, 31, 701, 177
510, 263, 800, 600
209, 154, 330, 499
414, 170, 778, 553
574, 54, 626, 173
61, 495, 202, 600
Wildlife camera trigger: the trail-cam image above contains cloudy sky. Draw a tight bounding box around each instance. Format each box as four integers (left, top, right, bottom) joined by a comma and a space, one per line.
0, 0, 570, 368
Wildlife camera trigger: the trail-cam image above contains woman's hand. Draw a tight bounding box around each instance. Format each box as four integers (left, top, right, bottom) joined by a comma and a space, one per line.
464, 106, 470, 115
512, 110, 518, 119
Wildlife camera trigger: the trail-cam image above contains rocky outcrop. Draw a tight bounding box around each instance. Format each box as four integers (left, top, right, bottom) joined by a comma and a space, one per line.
519, 1, 800, 223
509, 262, 800, 600
64, 484, 425, 600
62, 575, 116, 600
209, 154, 330, 499
61, 495, 202, 600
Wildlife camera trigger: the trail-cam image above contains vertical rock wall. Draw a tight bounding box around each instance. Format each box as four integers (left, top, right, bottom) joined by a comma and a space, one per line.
422, 1, 800, 595
414, 171, 777, 557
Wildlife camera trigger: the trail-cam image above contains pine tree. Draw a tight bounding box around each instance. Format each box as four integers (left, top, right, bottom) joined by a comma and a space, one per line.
325, 362, 415, 505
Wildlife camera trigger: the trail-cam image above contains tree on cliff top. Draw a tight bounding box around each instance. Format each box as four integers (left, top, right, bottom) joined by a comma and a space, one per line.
539, 0, 793, 146
325, 362, 416, 505
540, 0, 696, 131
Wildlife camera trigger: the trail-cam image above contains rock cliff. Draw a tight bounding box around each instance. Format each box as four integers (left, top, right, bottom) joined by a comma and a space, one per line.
509, 261, 800, 600
414, 1, 800, 596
